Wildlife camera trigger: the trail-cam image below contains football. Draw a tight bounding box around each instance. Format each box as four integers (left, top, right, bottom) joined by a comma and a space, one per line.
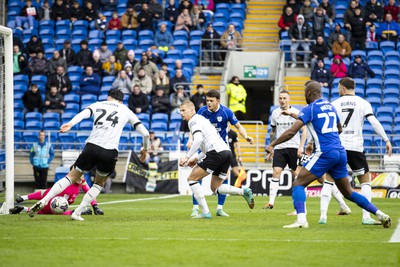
50, 196, 69, 215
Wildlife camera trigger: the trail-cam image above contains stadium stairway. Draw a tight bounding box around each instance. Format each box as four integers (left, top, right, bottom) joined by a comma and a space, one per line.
191, 74, 222, 94
283, 76, 309, 106
242, 0, 285, 51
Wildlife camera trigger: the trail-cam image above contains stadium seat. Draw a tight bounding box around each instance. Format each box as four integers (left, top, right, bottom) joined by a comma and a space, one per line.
137, 113, 150, 124
152, 113, 169, 124
25, 111, 42, 122
383, 88, 399, 99
365, 88, 382, 99
364, 135, 373, 153
76, 132, 90, 149
383, 97, 399, 110
138, 39, 154, 51
81, 94, 97, 107
378, 116, 393, 128
106, 39, 119, 52
384, 69, 400, 80
183, 49, 199, 65
61, 112, 76, 124
190, 30, 203, 41
181, 58, 195, 70
102, 76, 116, 87
384, 60, 400, 71
138, 30, 154, 41
214, 12, 228, 23
173, 30, 189, 41
374, 137, 388, 153
43, 112, 60, 124
123, 39, 138, 51
384, 50, 400, 62
351, 50, 367, 61
157, 21, 172, 32
73, 20, 89, 32
213, 21, 227, 34
58, 132, 76, 149
368, 60, 383, 72
355, 87, 364, 98
56, 20, 70, 31
106, 29, 121, 39
121, 29, 137, 41
14, 102, 24, 113
376, 106, 393, 118
395, 107, 400, 118
88, 29, 104, 39
215, 3, 230, 17
394, 125, 400, 135
43, 121, 60, 131
366, 41, 378, 51
169, 113, 182, 130
13, 74, 29, 87
31, 75, 47, 89
54, 166, 70, 182
72, 29, 87, 41
380, 41, 396, 54
25, 121, 42, 130
363, 124, 374, 135
189, 39, 201, 54
56, 28, 71, 40
130, 134, 143, 151
88, 38, 102, 51
150, 122, 168, 132
64, 103, 80, 113
367, 50, 383, 61
384, 78, 400, 89
366, 97, 381, 112
14, 120, 24, 130
119, 133, 130, 151
393, 136, 400, 153
229, 12, 245, 24
166, 49, 182, 60
39, 28, 55, 40
164, 133, 179, 151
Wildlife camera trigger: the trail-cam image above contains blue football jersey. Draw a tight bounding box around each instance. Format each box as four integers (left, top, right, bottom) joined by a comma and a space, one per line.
298, 99, 343, 153
197, 104, 239, 143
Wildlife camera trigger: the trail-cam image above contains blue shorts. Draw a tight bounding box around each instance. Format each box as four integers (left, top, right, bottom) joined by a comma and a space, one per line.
305, 148, 348, 179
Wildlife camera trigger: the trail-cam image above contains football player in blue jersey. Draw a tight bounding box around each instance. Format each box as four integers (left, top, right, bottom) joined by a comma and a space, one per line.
190, 90, 254, 217
266, 81, 392, 229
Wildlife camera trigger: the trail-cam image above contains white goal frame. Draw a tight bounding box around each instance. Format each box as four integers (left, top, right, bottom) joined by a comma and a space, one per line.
0, 25, 14, 215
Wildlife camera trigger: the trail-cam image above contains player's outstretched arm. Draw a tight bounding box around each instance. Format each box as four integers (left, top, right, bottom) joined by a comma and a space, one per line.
60, 123, 73, 133
266, 120, 304, 155
234, 122, 253, 144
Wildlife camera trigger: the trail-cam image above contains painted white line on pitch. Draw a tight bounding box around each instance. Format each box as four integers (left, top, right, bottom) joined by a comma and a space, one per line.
389, 219, 400, 243
69, 194, 181, 208
0, 236, 130, 240
142, 237, 387, 244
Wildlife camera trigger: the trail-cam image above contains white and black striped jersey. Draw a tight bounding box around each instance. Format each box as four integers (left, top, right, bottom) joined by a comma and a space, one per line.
188, 114, 230, 156
270, 106, 301, 150
83, 101, 141, 150
332, 95, 373, 152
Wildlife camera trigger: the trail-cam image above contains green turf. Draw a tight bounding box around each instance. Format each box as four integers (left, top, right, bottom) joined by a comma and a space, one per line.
0, 195, 399, 267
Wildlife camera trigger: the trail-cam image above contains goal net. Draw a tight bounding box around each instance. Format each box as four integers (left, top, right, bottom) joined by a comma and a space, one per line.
0, 26, 14, 215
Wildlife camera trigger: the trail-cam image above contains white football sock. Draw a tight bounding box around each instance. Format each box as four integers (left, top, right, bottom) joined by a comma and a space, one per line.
193, 205, 199, 210
189, 181, 209, 214
74, 184, 102, 215
332, 183, 349, 210
42, 177, 72, 205
215, 184, 243, 195
268, 178, 280, 205
297, 212, 307, 224
320, 181, 333, 219
361, 183, 372, 220
217, 205, 223, 210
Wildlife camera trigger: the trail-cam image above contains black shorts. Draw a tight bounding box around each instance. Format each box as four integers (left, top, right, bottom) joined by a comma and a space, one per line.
197, 150, 231, 179
273, 148, 298, 170
346, 150, 369, 176
230, 152, 239, 168
74, 143, 118, 175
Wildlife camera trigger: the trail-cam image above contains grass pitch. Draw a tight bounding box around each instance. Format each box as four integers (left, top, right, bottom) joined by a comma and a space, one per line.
0, 194, 399, 267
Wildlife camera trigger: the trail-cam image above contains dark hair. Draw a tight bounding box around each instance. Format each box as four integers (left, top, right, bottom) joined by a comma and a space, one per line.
31, 83, 38, 88
229, 75, 239, 83
108, 88, 124, 101
339, 77, 355, 90
206, 89, 220, 99
196, 84, 204, 89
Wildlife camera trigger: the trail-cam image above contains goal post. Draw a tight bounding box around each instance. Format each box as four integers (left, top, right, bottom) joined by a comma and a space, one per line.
0, 25, 14, 215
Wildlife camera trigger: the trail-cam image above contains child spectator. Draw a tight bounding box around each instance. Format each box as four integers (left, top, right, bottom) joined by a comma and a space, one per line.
95, 12, 108, 31
366, 24, 378, 43
330, 55, 347, 78
102, 55, 122, 76
108, 11, 121, 30
15, 0, 40, 30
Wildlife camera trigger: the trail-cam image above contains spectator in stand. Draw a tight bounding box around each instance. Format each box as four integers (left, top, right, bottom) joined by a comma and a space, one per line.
15, 0, 40, 30
378, 13, 400, 42
194, 0, 214, 11
70, 0, 85, 23
46, 65, 72, 95
330, 55, 347, 78
220, 23, 243, 61
344, 0, 363, 41
144, 130, 163, 163
171, 84, 190, 113
101, 0, 118, 11
146, 48, 163, 66
318, 0, 336, 22
384, 0, 399, 22
128, 84, 150, 114
121, 7, 139, 30
39, 0, 52, 21
174, 59, 183, 70
13, 45, 27, 75
278, 6, 297, 37
190, 84, 206, 111
79, 66, 101, 95
127, 0, 147, 9
133, 68, 153, 94
151, 87, 170, 114
284, 0, 300, 15
133, 53, 158, 79
348, 55, 375, 79
175, 8, 193, 32
13, 36, 24, 52
328, 23, 346, 49
125, 50, 138, 69
311, 36, 329, 68
23, 84, 44, 114
179, 0, 193, 13
28, 50, 49, 76
365, 0, 384, 24
108, 11, 121, 30
125, 62, 134, 80
113, 41, 128, 65
154, 23, 174, 52
138, 3, 155, 31
202, 23, 221, 65
191, 4, 206, 31
312, 7, 331, 38
311, 59, 333, 89
99, 42, 113, 63
154, 69, 170, 94
59, 40, 76, 67
160, 62, 170, 78
112, 70, 132, 94
226, 75, 247, 120
45, 85, 66, 114
25, 35, 44, 59
48, 50, 68, 75
91, 50, 104, 77
332, 33, 352, 59
149, 0, 163, 24
75, 40, 93, 68
289, 14, 312, 68
165, 0, 179, 25
51, 0, 70, 21
300, 0, 314, 23
366, 24, 378, 43
169, 69, 189, 92
102, 55, 122, 76
84, 1, 98, 22
348, 7, 370, 50
95, 12, 108, 31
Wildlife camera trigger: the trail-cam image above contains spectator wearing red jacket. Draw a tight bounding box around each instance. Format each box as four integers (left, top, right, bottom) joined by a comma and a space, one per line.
384, 0, 399, 22
108, 11, 121, 30
278, 6, 297, 38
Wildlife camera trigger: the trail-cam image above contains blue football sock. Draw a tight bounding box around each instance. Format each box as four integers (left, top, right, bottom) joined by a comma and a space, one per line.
292, 185, 306, 214
349, 191, 378, 214
217, 179, 228, 206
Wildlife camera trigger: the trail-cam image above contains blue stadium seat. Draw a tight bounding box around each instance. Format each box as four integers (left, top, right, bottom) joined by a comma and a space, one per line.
64, 103, 80, 113
73, 20, 89, 32
364, 135, 373, 153
14, 84, 26, 94
14, 74, 29, 87
106, 29, 121, 39
230, 21, 243, 33
31, 75, 47, 89
394, 125, 400, 135
130, 134, 143, 151
190, 30, 203, 41
384, 60, 400, 71
56, 28, 71, 40
43, 121, 60, 130
42, 38, 54, 50
231, 3, 246, 16
214, 12, 228, 23
384, 50, 400, 61
215, 3, 230, 16
88, 38, 103, 51
353, 78, 365, 89
181, 58, 195, 70
102, 76, 116, 87
123, 39, 138, 51
138, 30, 154, 41
351, 50, 367, 61
380, 41, 396, 54
55, 39, 66, 51
173, 30, 189, 41
68, 66, 84, 77
173, 40, 189, 52
61, 112, 76, 124
384, 88, 399, 98
376, 106, 393, 118
363, 124, 374, 135
189, 39, 201, 54
14, 102, 24, 113
395, 107, 400, 118
366, 96, 381, 111
39, 28, 55, 39
54, 166, 70, 182
14, 120, 24, 130
150, 122, 168, 132
56, 20, 70, 31
395, 117, 400, 126
366, 41, 379, 51
25, 121, 42, 131
43, 112, 60, 124
183, 49, 199, 65
166, 49, 182, 59
121, 29, 138, 41
374, 137, 389, 153
89, 29, 105, 39
123, 123, 132, 132
383, 97, 399, 110
119, 133, 130, 150
169, 113, 182, 130
368, 60, 383, 72
59, 132, 76, 149
355, 87, 364, 98
384, 69, 400, 80
25, 111, 42, 122
76, 132, 89, 150
152, 113, 169, 124
81, 94, 97, 107
367, 50, 383, 61
393, 136, 400, 153
229, 12, 245, 24
39, 20, 55, 31
157, 21, 172, 32
137, 113, 150, 124
213, 21, 227, 34
138, 39, 154, 51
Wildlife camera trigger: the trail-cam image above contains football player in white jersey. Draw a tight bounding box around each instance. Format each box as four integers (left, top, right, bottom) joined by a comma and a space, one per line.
179, 100, 254, 219
29, 89, 150, 221
264, 91, 307, 210
321, 77, 393, 225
